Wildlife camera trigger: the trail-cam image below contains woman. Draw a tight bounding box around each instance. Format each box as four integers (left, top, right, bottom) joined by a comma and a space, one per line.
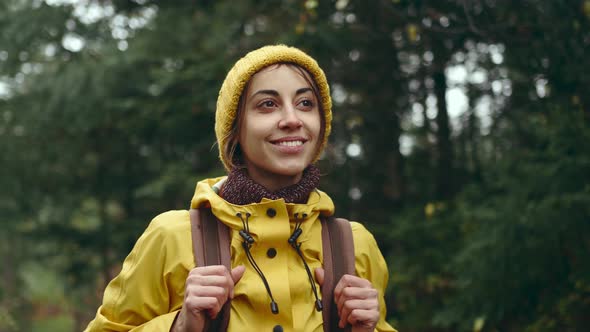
85, 45, 396, 332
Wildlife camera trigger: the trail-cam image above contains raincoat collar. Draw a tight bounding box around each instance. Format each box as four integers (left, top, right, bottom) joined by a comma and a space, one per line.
190, 177, 335, 229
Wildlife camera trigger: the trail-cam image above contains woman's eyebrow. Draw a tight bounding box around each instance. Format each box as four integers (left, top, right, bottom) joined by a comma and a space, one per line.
251, 89, 279, 98
295, 87, 313, 95
250, 87, 313, 99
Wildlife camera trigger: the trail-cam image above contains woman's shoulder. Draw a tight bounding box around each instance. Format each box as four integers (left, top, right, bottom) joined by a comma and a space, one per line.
142, 209, 191, 241
132, 210, 194, 270
347, 221, 389, 280
348, 221, 386, 265
349, 221, 379, 250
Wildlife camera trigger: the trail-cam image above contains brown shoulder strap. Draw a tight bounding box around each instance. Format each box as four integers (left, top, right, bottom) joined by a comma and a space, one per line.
189, 208, 232, 331
321, 216, 355, 332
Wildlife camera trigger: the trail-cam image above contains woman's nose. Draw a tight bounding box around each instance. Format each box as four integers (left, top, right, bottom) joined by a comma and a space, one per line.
278, 106, 303, 129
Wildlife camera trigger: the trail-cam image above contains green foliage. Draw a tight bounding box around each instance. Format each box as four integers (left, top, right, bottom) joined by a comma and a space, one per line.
440, 112, 590, 331
1, 0, 589, 331
389, 111, 590, 331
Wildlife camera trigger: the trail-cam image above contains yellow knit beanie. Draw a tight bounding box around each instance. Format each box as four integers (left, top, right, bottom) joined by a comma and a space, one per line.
215, 44, 332, 172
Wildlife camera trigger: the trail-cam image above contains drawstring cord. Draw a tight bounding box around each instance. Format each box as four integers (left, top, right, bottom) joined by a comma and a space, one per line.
237, 211, 322, 315
289, 213, 323, 312
237, 212, 279, 314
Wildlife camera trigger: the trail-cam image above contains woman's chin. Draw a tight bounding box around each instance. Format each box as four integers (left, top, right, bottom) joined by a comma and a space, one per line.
271, 163, 309, 177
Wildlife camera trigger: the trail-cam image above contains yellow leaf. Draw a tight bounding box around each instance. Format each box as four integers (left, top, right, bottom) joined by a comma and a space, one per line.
473, 316, 485, 332
295, 23, 305, 35
424, 202, 435, 218
572, 95, 580, 105
407, 24, 419, 42
305, 0, 318, 10
584, 0, 590, 18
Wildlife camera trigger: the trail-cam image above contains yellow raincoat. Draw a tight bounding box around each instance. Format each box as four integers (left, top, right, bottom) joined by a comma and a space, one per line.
85, 177, 397, 331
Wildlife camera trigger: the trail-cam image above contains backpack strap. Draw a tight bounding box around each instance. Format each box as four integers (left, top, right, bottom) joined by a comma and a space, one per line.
189, 208, 231, 332
321, 216, 355, 332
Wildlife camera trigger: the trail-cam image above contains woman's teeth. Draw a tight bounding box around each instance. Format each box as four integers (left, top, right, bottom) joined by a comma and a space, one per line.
277, 141, 303, 147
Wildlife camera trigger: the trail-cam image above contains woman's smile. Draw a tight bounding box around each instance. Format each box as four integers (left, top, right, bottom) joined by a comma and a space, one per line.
270, 136, 308, 152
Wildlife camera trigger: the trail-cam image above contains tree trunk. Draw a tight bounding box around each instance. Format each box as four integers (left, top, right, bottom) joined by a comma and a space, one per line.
359, 2, 406, 216
432, 56, 453, 200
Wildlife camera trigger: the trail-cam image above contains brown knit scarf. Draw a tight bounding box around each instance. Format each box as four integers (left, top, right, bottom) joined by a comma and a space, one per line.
221, 165, 320, 205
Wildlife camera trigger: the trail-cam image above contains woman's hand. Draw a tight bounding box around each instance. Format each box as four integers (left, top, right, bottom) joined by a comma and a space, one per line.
315, 268, 380, 332
172, 265, 245, 332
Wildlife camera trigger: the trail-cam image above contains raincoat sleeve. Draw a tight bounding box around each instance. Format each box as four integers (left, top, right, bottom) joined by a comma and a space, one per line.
84, 211, 192, 332
351, 222, 398, 332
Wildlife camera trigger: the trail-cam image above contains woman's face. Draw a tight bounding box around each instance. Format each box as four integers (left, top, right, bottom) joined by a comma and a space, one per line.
238, 65, 321, 191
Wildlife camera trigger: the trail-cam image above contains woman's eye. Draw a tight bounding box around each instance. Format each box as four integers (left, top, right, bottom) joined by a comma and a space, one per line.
260, 100, 276, 108
299, 99, 314, 108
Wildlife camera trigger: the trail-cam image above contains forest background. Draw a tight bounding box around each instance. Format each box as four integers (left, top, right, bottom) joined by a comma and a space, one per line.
1, 0, 589, 331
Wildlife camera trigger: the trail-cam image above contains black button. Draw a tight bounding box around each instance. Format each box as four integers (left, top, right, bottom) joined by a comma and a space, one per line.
267, 248, 277, 258
273, 325, 283, 332
266, 208, 277, 217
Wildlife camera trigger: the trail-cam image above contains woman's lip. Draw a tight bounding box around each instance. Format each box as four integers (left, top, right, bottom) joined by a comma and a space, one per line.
269, 138, 308, 153
272, 143, 305, 154
270, 136, 308, 144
